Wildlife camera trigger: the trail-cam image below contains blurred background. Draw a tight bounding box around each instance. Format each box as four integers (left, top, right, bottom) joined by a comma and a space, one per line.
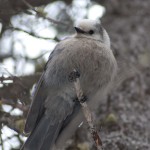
0, 0, 150, 150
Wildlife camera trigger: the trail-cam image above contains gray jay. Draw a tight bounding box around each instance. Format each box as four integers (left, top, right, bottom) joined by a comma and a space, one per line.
22, 19, 117, 150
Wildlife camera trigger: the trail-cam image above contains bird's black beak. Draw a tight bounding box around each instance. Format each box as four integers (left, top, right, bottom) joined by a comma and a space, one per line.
74, 27, 86, 34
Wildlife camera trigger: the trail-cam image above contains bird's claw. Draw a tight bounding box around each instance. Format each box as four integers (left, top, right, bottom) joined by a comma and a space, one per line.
68, 70, 80, 82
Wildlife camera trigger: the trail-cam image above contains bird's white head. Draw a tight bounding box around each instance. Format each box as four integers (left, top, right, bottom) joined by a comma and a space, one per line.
74, 19, 110, 48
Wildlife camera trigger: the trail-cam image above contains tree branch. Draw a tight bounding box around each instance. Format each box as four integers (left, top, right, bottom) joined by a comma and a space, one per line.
22, 0, 68, 26
69, 70, 103, 150
0, 54, 13, 62
9, 26, 60, 41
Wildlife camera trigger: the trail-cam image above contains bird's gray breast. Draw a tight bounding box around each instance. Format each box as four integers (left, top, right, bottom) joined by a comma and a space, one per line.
44, 38, 116, 96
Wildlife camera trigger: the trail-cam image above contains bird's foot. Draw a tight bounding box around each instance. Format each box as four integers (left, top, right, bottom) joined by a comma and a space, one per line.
79, 95, 87, 103
73, 95, 87, 103
68, 70, 80, 82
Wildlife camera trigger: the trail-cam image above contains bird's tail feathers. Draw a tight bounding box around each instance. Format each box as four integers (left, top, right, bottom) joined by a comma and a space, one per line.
21, 115, 62, 150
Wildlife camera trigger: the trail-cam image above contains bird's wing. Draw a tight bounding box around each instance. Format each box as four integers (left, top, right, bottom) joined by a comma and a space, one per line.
24, 43, 66, 134
24, 72, 46, 134
23, 97, 77, 150
22, 39, 82, 149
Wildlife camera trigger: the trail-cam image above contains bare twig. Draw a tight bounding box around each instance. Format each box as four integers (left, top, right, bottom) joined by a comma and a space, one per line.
0, 73, 41, 84
69, 70, 103, 150
10, 26, 60, 41
1, 98, 28, 112
22, 0, 68, 26
0, 54, 13, 62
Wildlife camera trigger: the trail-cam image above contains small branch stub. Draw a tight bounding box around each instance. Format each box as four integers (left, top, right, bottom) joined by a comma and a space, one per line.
69, 69, 103, 150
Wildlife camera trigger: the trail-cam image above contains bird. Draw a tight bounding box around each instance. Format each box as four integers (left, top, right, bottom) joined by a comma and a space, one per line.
21, 19, 117, 150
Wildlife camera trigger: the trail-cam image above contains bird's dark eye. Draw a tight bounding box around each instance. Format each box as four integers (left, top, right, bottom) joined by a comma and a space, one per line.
89, 30, 94, 35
